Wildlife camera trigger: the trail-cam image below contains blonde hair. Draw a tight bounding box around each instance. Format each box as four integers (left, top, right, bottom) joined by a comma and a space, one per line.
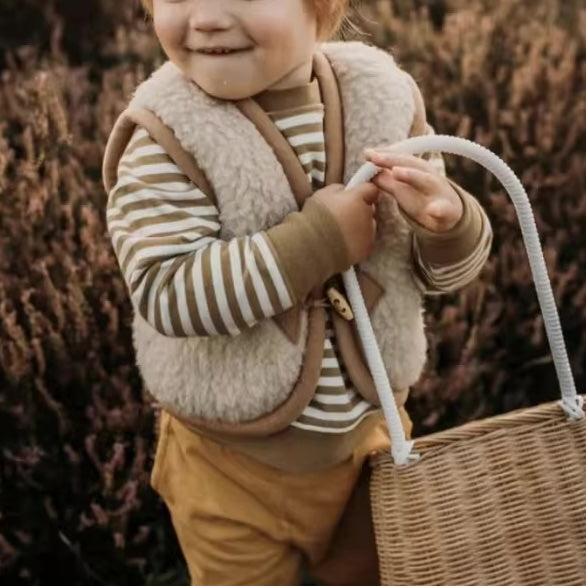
139, 0, 350, 40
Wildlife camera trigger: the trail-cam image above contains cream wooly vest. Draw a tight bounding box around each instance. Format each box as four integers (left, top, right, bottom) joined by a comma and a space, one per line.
103, 41, 428, 437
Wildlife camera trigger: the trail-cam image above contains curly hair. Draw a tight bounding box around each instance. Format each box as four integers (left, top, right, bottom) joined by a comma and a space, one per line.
139, 0, 350, 40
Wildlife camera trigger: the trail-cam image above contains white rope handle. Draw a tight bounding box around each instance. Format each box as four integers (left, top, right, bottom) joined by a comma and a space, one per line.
344, 135, 582, 466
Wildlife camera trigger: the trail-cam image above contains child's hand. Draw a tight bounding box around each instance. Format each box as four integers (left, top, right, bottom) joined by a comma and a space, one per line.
364, 149, 463, 233
312, 183, 380, 265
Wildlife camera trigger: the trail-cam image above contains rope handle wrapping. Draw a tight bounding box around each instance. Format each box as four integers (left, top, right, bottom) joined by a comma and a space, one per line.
343, 135, 582, 466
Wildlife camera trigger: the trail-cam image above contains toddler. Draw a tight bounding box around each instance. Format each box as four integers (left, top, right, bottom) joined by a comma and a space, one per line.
102, 1, 492, 584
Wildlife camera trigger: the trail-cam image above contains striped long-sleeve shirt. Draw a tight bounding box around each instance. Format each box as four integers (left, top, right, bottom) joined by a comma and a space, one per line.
107, 79, 492, 433
108, 128, 297, 337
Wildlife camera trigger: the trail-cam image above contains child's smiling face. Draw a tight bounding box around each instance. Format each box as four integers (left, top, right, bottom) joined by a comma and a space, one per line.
153, 0, 319, 100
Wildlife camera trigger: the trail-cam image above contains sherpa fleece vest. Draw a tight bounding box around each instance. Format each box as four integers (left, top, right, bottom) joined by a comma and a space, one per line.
103, 41, 427, 437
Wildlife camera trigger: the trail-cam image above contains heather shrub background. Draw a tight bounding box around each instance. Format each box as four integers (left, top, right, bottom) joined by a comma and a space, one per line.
0, 0, 584, 583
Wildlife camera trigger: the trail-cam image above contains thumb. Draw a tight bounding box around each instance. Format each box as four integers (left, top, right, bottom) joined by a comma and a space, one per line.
358, 183, 380, 205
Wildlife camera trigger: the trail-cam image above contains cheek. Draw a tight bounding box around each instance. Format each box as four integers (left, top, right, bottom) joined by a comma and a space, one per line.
247, 3, 311, 54
250, 19, 285, 49
153, 12, 185, 50
253, 20, 302, 63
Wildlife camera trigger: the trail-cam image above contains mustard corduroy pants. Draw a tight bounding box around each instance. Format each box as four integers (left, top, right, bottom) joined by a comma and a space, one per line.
151, 410, 411, 585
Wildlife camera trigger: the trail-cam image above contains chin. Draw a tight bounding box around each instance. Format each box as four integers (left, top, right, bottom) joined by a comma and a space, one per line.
202, 86, 255, 101
188, 74, 262, 101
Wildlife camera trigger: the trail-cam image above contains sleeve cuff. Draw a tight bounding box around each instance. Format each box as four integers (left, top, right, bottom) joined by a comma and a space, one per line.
265, 198, 351, 302
408, 182, 485, 265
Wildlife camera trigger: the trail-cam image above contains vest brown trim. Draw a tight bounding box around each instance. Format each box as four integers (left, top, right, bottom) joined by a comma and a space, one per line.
234, 52, 346, 345
235, 98, 313, 208
331, 270, 384, 405
314, 52, 345, 185
174, 306, 326, 438
235, 51, 345, 205
103, 112, 134, 193
103, 107, 215, 202
231, 96, 309, 342
407, 75, 427, 137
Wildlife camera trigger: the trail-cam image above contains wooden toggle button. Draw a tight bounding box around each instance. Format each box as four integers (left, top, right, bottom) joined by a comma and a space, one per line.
326, 286, 354, 321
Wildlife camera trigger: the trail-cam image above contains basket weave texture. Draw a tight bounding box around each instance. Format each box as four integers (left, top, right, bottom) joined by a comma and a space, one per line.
370, 398, 586, 586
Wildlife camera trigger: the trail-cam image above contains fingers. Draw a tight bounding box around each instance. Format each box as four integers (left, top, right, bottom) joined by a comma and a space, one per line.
365, 149, 436, 175
391, 166, 439, 193
373, 166, 438, 196
371, 169, 423, 221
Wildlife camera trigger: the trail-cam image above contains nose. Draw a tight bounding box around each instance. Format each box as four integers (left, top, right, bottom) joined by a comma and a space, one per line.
189, 0, 232, 32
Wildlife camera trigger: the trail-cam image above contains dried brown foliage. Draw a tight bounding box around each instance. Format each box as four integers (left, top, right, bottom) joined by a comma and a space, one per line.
0, 0, 584, 584
0, 18, 179, 586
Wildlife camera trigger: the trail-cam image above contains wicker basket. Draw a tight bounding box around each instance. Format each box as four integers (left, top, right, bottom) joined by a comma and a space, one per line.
370, 401, 586, 585
341, 136, 585, 586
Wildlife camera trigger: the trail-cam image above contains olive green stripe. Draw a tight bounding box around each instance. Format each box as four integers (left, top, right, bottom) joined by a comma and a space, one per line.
125, 133, 155, 155
308, 395, 365, 413
166, 256, 187, 337
239, 238, 265, 323
219, 243, 248, 332
201, 247, 229, 335
119, 153, 174, 169
183, 253, 207, 335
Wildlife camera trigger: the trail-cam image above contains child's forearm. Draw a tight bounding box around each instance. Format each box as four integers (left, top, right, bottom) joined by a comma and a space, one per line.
265, 197, 350, 302
403, 89, 493, 292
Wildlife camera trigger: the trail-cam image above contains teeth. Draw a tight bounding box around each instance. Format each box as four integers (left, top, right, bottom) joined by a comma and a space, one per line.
202, 48, 233, 54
